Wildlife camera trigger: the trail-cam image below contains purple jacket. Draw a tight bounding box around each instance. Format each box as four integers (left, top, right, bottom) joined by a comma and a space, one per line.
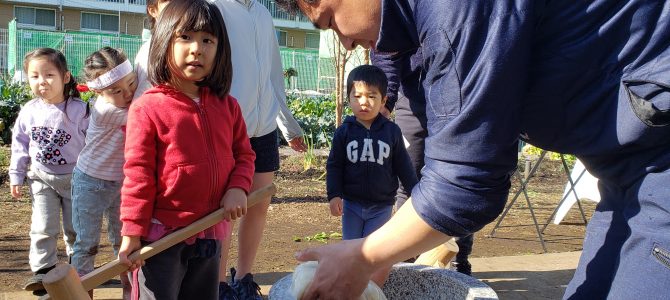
10, 98, 89, 185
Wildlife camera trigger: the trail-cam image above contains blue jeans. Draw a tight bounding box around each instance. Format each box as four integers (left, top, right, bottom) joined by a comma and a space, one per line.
70, 167, 122, 275
564, 168, 670, 299
342, 200, 393, 240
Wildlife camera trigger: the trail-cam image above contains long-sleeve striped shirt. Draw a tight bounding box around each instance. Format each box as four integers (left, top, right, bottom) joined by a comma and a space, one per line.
76, 98, 127, 182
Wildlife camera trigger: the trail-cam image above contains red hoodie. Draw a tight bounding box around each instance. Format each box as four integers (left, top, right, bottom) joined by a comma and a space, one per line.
121, 85, 255, 237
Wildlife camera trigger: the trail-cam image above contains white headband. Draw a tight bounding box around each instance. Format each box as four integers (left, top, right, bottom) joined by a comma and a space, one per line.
86, 60, 133, 90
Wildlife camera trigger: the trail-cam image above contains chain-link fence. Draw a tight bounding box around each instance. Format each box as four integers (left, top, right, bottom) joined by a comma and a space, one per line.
0, 28, 8, 75
3, 20, 335, 92
6, 20, 143, 80
280, 48, 335, 94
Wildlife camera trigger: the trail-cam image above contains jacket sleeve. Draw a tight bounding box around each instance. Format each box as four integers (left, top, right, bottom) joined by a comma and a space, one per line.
392, 125, 418, 194
411, 3, 532, 237
121, 103, 157, 237
264, 8, 303, 142
325, 127, 346, 200
226, 99, 255, 194
9, 111, 31, 185
133, 42, 152, 99
371, 50, 403, 112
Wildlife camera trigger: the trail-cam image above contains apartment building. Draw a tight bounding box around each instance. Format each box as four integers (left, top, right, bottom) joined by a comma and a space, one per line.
0, 0, 319, 49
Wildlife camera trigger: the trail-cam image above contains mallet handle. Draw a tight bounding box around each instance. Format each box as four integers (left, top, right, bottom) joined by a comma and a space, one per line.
80, 183, 277, 292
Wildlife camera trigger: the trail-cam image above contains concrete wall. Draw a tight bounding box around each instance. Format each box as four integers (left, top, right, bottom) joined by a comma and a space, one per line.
0, 2, 143, 35
283, 29, 320, 50
0, 3, 13, 29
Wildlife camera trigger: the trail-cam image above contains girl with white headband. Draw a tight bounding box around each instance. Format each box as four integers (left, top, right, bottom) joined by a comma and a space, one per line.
70, 47, 136, 296
9, 48, 89, 297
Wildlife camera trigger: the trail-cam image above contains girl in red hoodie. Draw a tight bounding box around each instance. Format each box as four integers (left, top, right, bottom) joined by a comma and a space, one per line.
118, 1, 255, 299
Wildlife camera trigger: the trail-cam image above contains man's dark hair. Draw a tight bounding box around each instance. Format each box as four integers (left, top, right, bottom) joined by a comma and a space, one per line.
148, 0, 232, 98
274, 0, 315, 16
346, 65, 388, 99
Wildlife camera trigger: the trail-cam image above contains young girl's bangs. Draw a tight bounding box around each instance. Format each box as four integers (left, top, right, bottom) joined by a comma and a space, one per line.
174, 4, 221, 38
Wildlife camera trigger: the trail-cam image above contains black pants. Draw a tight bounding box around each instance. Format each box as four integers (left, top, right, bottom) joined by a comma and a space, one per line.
393, 93, 473, 262
135, 239, 221, 300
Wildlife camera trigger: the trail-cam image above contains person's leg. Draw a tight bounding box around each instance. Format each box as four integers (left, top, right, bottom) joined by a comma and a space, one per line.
179, 239, 221, 300
24, 173, 60, 290
104, 179, 123, 257
49, 172, 75, 258
70, 168, 107, 275
217, 221, 236, 299
394, 93, 427, 209
234, 172, 273, 277
227, 129, 280, 299
102, 179, 130, 299
453, 234, 473, 275
564, 168, 670, 299
361, 205, 394, 287
608, 169, 670, 297
342, 200, 366, 240
563, 180, 626, 298
136, 241, 188, 300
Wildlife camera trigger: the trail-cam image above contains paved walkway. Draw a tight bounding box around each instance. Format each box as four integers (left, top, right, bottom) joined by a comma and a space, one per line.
2, 251, 581, 299
471, 251, 580, 299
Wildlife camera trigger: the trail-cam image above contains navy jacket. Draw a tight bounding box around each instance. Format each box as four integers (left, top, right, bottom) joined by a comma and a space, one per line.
326, 115, 418, 206
376, 0, 670, 237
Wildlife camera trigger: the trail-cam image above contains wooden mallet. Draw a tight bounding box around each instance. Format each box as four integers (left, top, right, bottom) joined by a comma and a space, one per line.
42, 183, 277, 300
414, 237, 459, 268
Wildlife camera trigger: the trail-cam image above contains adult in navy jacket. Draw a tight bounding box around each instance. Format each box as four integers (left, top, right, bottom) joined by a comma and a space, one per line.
276, 1, 670, 299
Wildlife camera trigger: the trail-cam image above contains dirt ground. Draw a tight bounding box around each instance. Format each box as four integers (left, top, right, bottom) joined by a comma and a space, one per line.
0, 148, 595, 293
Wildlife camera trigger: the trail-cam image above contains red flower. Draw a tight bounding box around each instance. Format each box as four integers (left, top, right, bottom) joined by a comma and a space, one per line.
76, 84, 90, 92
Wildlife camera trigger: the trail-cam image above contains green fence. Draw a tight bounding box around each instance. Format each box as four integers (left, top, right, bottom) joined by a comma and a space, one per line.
5, 20, 336, 92
7, 20, 143, 80
279, 47, 335, 93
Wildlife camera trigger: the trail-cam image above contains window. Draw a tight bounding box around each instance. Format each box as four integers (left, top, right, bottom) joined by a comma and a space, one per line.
276, 30, 287, 47
81, 12, 119, 33
14, 6, 56, 29
305, 33, 320, 49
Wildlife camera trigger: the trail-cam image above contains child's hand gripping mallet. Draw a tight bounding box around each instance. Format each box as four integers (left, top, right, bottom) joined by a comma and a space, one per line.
41, 183, 278, 300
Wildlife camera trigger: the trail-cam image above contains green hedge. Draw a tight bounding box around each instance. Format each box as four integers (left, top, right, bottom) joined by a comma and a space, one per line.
0, 77, 32, 144
285, 93, 349, 148
0, 84, 355, 151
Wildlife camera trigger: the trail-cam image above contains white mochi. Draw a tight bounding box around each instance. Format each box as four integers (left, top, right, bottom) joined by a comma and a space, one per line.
290, 261, 387, 300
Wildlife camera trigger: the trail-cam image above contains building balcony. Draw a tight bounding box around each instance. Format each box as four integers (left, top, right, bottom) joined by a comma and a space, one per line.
257, 0, 315, 30
4, 0, 147, 14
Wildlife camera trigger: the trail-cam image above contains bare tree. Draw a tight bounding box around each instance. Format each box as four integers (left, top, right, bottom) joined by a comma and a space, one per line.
326, 34, 370, 127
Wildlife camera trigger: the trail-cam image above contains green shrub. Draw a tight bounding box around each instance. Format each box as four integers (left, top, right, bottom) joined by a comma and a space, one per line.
285, 93, 349, 148
80, 91, 96, 103
521, 144, 576, 167
0, 76, 33, 144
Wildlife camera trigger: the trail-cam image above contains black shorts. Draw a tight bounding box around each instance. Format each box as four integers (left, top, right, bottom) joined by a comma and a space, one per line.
250, 129, 280, 173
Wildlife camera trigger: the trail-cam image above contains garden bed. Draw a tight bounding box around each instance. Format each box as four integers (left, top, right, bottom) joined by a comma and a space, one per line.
0, 148, 594, 292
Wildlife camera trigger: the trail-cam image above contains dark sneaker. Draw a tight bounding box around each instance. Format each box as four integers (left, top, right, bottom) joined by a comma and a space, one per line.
23, 266, 55, 291
230, 268, 262, 300
452, 260, 472, 276
32, 289, 47, 297
219, 282, 239, 300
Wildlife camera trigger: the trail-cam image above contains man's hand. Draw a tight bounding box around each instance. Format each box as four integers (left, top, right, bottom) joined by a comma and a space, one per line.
296, 239, 374, 300
329, 197, 343, 216
220, 188, 247, 221
288, 136, 308, 152
10, 185, 22, 198
118, 235, 144, 271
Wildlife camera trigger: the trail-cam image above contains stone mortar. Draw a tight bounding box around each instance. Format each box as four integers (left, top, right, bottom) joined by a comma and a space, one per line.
269, 263, 498, 300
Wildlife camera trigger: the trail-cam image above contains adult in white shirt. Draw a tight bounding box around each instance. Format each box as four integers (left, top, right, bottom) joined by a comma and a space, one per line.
213, 1, 308, 299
